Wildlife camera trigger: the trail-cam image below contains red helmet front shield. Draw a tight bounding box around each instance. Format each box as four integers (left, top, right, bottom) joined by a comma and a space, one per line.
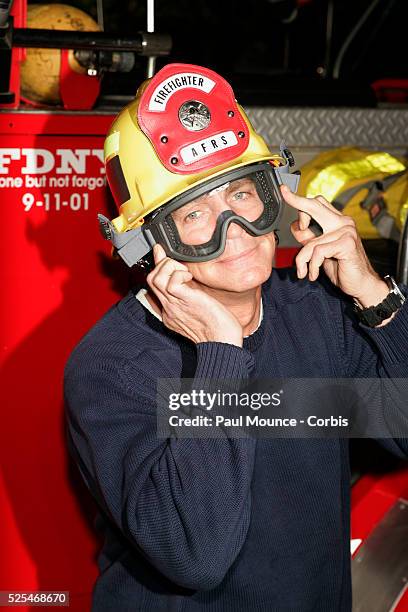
137, 63, 249, 174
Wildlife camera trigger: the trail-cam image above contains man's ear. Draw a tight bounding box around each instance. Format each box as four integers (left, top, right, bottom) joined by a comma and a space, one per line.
274, 230, 280, 246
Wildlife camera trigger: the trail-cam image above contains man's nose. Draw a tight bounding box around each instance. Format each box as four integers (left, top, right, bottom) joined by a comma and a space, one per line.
210, 193, 248, 239
225, 219, 248, 240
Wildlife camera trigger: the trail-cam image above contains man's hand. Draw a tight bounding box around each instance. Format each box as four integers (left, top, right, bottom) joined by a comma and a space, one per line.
146, 244, 244, 346
281, 185, 390, 308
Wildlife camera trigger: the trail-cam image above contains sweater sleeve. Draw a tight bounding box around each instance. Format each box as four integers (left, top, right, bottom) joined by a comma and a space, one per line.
329, 282, 408, 457
64, 340, 257, 591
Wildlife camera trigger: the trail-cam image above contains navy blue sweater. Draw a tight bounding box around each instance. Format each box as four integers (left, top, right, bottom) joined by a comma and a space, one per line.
64, 268, 408, 611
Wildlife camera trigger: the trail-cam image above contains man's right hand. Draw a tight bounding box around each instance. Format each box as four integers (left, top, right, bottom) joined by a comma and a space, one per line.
146, 244, 244, 347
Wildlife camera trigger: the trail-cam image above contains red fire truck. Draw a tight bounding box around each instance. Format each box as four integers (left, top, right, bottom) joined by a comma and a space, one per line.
1, 1, 408, 610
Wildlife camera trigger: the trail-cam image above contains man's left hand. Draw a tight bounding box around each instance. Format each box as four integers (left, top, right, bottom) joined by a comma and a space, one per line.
281, 185, 389, 309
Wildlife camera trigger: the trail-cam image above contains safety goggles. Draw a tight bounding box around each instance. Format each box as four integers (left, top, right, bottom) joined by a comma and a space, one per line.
98, 158, 300, 266
146, 162, 283, 262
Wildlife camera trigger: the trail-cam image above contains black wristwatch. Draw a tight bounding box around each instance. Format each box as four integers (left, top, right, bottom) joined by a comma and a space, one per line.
353, 275, 406, 327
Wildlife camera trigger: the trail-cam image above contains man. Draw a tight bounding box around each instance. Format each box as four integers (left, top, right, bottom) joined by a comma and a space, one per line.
64, 64, 408, 611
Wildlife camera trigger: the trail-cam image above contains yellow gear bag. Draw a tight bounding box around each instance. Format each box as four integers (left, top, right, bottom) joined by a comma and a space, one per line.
298, 147, 408, 241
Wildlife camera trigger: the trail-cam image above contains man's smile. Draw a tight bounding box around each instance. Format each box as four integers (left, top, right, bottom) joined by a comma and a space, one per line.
216, 244, 260, 266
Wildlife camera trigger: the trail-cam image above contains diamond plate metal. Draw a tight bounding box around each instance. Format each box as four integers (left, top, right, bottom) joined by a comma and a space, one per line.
244, 107, 408, 248
245, 107, 408, 150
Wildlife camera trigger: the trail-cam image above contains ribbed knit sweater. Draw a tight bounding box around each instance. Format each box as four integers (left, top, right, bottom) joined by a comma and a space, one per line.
64, 268, 408, 612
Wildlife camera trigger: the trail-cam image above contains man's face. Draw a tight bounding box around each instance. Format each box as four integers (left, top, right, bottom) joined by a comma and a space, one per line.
169, 177, 277, 293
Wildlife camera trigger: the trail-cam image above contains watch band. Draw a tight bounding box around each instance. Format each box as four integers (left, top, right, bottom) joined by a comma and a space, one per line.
353, 275, 406, 327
